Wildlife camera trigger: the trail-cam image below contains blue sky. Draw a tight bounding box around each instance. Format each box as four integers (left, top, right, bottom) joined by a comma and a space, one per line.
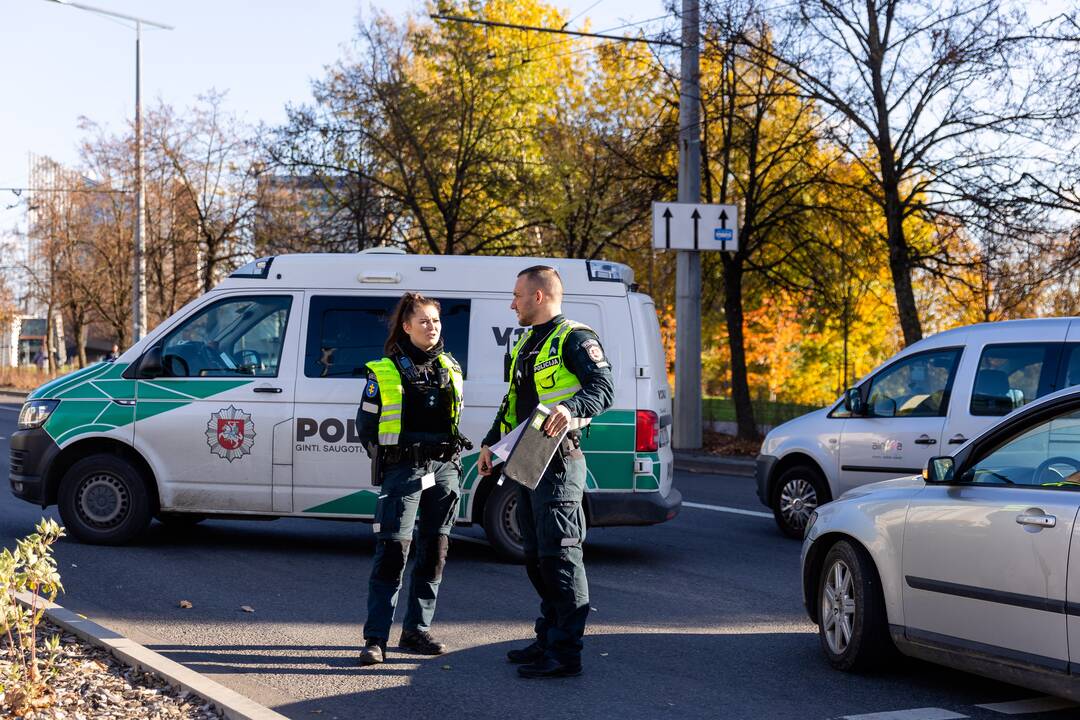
0, 0, 669, 193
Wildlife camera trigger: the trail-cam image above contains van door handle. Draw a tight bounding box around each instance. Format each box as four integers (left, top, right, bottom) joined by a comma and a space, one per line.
254, 386, 282, 394
914, 435, 937, 445
1016, 513, 1056, 528
948, 434, 968, 445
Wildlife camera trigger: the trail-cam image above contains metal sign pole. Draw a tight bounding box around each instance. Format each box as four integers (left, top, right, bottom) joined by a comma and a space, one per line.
674, 0, 702, 450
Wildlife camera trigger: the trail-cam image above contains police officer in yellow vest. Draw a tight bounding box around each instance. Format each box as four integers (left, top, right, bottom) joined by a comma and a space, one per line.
479, 266, 614, 678
356, 292, 467, 666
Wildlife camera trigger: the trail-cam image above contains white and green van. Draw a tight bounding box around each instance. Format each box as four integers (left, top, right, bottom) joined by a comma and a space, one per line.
10, 250, 681, 559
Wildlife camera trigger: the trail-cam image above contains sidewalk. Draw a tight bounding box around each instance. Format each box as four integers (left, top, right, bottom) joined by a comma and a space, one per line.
673, 450, 755, 477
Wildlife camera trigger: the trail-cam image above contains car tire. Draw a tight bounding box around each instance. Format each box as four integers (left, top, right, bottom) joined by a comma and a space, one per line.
482, 478, 525, 563
58, 454, 153, 546
817, 540, 894, 672
771, 464, 829, 539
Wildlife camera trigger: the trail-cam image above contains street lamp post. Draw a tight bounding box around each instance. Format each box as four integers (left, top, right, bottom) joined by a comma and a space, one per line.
44, 1, 173, 343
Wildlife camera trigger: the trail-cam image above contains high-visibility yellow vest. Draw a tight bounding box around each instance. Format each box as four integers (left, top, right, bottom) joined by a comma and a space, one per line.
365, 354, 463, 445
502, 319, 592, 432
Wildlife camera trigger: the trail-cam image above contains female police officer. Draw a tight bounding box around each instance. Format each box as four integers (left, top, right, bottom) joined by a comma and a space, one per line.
356, 292, 467, 666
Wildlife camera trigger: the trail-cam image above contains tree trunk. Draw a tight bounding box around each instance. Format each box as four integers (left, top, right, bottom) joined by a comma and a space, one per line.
722, 254, 758, 440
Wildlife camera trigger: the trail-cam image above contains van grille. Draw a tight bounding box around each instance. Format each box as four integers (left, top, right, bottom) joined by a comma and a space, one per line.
10, 449, 26, 476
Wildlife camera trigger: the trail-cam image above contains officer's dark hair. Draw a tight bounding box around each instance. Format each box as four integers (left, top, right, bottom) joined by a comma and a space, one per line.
385, 292, 441, 355
517, 265, 563, 302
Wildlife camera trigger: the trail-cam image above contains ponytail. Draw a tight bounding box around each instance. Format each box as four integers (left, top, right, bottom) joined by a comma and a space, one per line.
385, 292, 441, 355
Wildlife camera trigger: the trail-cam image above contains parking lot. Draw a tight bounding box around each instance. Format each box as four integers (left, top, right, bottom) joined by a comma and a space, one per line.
0, 402, 1075, 719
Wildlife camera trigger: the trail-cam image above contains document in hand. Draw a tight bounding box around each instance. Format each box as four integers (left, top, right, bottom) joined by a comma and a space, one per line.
500, 404, 568, 490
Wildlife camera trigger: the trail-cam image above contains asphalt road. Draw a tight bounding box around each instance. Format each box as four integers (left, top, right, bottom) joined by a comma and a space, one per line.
0, 402, 1075, 720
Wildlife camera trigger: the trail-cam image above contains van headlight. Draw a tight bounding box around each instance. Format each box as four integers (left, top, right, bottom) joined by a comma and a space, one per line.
18, 400, 59, 429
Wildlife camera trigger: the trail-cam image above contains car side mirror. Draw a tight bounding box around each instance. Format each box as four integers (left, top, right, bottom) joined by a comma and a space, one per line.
923, 456, 955, 484
843, 388, 865, 416
137, 346, 164, 379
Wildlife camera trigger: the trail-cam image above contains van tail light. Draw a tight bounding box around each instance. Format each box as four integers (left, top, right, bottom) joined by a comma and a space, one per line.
636, 410, 659, 452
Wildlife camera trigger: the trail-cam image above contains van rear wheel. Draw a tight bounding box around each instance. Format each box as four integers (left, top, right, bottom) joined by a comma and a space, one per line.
772, 464, 828, 539
58, 454, 152, 545
482, 479, 525, 563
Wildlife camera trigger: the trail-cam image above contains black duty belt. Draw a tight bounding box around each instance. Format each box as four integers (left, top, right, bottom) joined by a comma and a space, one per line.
383, 443, 457, 465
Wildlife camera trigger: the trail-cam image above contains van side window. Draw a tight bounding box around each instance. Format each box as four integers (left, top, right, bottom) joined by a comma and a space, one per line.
160, 296, 292, 378
1057, 345, 1080, 391
971, 344, 1058, 416
866, 348, 960, 418
304, 296, 471, 379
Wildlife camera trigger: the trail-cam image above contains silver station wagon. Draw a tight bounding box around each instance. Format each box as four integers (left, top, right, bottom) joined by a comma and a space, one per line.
801, 385, 1080, 701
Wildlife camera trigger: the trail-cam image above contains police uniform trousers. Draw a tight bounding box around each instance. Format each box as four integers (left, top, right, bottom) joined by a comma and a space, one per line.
515, 449, 589, 664
364, 458, 461, 642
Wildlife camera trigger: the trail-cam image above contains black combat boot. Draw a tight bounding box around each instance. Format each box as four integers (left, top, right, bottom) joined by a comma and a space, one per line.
399, 629, 448, 655
506, 640, 546, 664
358, 639, 385, 666
517, 656, 583, 678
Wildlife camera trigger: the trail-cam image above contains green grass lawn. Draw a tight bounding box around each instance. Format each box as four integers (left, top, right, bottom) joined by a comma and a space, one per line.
703, 397, 823, 425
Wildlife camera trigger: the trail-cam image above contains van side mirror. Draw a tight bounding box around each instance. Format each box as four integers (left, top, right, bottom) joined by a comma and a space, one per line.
843, 388, 865, 416
923, 456, 955, 484
137, 346, 164, 379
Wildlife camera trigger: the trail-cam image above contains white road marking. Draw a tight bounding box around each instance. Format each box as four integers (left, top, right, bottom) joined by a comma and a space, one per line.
976, 696, 1078, 714
840, 709, 968, 720
683, 501, 772, 519
0, 406, 20, 412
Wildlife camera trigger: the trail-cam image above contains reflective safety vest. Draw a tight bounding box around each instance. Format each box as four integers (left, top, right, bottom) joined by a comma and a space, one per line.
502, 319, 592, 432
365, 354, 463, 446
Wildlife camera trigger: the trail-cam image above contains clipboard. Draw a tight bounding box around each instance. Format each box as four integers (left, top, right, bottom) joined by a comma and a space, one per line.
501, 404, 567, 490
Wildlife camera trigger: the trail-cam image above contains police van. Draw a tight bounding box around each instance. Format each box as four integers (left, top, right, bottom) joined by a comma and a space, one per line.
9, 250, 681, 559
757, 317, 1080, 538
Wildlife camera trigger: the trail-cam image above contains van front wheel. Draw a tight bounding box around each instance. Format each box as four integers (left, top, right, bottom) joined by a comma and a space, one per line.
772, 464, 828, 539
58, 454, 153, 545
482, 479, 525, 563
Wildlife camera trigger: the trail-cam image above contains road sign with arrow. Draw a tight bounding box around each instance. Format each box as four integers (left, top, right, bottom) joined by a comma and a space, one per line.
652, 202, 738, 251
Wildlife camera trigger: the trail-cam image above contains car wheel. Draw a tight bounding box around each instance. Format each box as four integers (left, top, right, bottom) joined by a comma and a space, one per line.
482, 479, 525, 563
58, 454, 153, 545
772, 464, 829, 539
817, 540, 893, 671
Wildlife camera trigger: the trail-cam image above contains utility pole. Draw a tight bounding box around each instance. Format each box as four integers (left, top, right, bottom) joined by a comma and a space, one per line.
134, 21, 146, 342
673, 0, 702, 450
42, 0, 172, 344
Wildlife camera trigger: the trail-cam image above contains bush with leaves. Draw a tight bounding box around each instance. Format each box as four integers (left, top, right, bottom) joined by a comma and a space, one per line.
0, 519, 65, 714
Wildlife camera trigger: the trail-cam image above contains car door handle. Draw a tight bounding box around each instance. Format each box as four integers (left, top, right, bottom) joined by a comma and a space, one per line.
948, 434, 968, 445
914, 435, 937, 445
1016, 513, 1057, 528
253, 386, 282, 394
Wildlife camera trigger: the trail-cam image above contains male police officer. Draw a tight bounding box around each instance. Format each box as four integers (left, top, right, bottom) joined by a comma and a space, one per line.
478, 266, 614, 678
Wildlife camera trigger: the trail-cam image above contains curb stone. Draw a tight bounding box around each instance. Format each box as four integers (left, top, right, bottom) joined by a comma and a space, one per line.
673, 452, 756, 477
16, 592, 290, 720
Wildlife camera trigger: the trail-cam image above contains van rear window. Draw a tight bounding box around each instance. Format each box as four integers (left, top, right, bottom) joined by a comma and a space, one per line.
304, 295, 470, 379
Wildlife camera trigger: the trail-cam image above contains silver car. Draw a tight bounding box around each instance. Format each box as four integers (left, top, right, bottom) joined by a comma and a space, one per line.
801, 386, 1080, 701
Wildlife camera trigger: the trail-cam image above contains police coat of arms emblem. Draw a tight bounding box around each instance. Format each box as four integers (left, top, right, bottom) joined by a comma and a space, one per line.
206, 406, 255, 462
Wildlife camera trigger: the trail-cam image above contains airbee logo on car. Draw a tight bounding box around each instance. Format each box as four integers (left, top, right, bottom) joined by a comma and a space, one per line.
206, 406, 255, 462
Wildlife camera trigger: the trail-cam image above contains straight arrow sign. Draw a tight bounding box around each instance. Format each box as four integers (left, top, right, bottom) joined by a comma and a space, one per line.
652, 202, 738, 252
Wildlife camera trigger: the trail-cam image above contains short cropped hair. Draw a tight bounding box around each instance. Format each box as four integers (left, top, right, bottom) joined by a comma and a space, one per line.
517, 265, 563, 302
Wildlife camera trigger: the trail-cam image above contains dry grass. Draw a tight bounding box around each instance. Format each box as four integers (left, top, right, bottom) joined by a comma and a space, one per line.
0, 366, 70, 393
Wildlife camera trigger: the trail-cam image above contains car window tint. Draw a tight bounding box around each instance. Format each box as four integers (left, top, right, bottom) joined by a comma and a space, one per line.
304, 296, 470, 379
1059, 345, 1080, 389
160, 296, 292, 378
866, 349, 960, 418
970, 344, 1056, 416
964, 408, 1080, 488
